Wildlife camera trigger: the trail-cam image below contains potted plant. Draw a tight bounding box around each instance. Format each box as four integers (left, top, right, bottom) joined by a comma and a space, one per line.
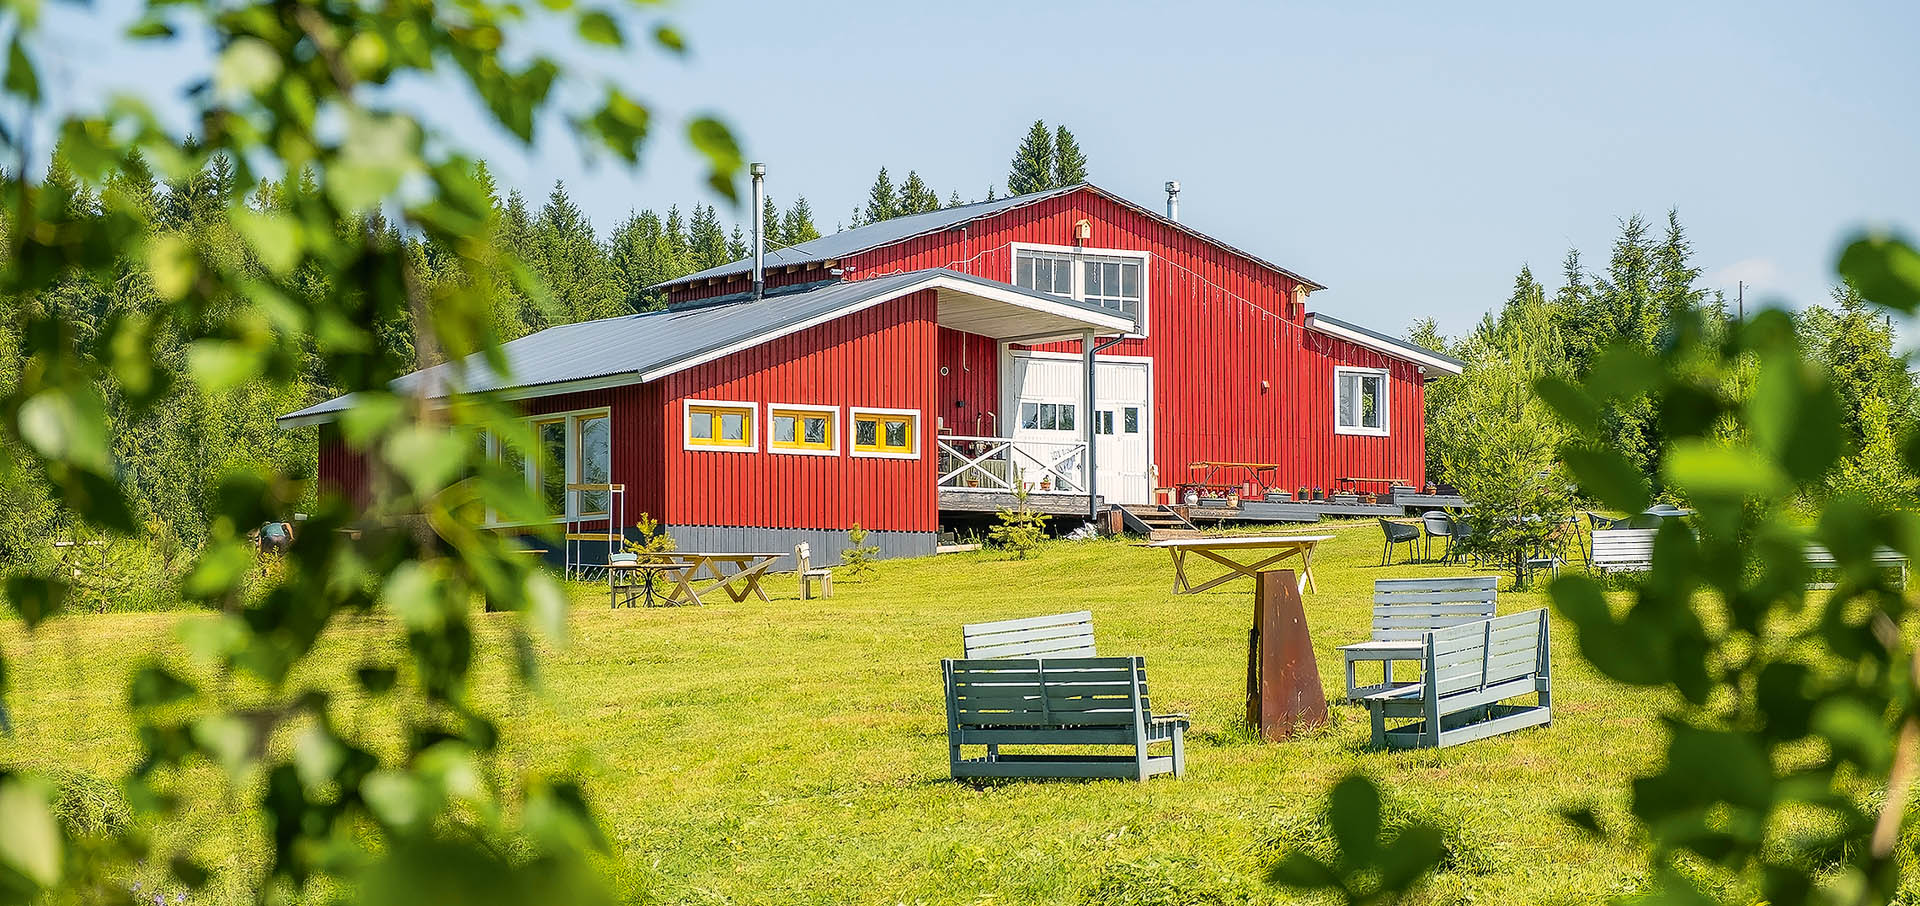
1296, 485, 1309, 501
1040, 475, 1052, 491
1424, 482, 1437, 495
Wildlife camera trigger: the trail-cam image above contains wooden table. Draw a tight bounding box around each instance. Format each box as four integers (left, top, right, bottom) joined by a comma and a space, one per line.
1145, 535, 1334, 595
612, 551, 786, 607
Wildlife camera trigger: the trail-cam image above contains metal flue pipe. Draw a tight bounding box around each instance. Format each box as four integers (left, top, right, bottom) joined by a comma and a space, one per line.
1164, 180, 1180, 222
751, 162, 767, 299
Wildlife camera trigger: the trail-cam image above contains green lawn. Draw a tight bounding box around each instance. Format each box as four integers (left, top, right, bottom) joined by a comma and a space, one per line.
2, 520, 1667, 904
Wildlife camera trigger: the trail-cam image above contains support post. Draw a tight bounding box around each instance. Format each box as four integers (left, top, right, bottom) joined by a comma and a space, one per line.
1082, 329, 1096, 520
1245, 569, 1328, 741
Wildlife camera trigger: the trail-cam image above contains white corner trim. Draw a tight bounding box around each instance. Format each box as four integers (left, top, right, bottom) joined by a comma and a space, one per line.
849, 407, 923, 460
767, 403, 842, 456
1333, 366, 1391, 437
1307, 314, 1464, 375
681, 397, 759, 453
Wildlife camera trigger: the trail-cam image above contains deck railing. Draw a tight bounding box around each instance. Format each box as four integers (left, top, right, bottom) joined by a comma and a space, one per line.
937, 435, 1088, 495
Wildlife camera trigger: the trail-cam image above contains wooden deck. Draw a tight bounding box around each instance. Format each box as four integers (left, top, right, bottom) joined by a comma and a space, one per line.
938, 489, 1097, 516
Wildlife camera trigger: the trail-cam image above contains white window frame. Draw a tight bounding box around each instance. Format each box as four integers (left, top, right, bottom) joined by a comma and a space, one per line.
766, 403, 840, 457
1009, 241, 1150, 335
849, 406, 922, 460
1018, 400, 1080, 433
484, 406, 612, 526
681, 397, 759, 453
1334, 367, 1390, 437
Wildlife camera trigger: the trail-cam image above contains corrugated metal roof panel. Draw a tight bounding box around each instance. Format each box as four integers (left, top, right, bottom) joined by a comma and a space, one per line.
279, 268, 1125, 424
1305, 312, 1465, 372
657, 182, 1328, 293
657, 185, 1082, 288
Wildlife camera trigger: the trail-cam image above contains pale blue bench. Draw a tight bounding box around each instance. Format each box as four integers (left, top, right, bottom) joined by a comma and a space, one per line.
943, 656, 1187, 781
1362, 609, 1552, 749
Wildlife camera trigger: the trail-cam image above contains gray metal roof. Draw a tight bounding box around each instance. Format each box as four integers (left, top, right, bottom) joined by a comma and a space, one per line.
1305, 312, 1465, 372
656, 182, 1327, 293
278, 268, 1127, 425
659, 185, 1082, 287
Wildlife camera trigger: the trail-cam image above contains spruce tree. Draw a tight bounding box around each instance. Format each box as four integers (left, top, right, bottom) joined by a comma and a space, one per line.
898, 170, 939, 214
863, 167, 898, 224
727, 224, 747, 260
1052, 125, 1088, 185
534, 181, 621, 323
1006, 120, 1054, 195
687, 203, 729, 269
1651, 208, 1705, 344
946, 190, 963, 208
781, 196, 821, 245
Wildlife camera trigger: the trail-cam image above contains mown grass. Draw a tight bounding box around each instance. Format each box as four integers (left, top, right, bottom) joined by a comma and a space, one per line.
2, 519, 1669, 904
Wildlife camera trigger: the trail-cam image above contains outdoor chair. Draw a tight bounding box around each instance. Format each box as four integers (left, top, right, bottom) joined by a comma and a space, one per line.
1586, 511, 1628, 531
1420, 511, 1453, 562
1379, 518, 1421, 566
1626, 512, 1665, 530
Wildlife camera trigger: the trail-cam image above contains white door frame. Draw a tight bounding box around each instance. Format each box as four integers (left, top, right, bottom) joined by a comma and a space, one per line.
1000, 344, 1156, 504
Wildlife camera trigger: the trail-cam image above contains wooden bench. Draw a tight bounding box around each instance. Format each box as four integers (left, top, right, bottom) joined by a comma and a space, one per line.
943, 656, 1187, 780
961, 611, 1096, 659
794, 542, 834, 599
1362, 609, 1552, 749
1805, 543, 1909, 589
1337, 577, 1498, 701
1590, 528, 1657, 574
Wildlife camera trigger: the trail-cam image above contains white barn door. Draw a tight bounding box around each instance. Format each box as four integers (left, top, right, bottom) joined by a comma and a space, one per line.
1007, 352, 1152, 504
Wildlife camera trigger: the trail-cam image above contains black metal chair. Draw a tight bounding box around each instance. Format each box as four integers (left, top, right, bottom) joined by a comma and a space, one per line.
1379, 518, 1421, 566
1420, 511, 1453, 562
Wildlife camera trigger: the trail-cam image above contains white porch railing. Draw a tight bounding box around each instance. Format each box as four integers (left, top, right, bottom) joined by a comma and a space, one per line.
937, 435, 1088, 495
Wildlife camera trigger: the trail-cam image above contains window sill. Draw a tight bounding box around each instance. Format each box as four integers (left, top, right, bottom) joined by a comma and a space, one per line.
769, 446, 840, 457
683, 442, 758, 453
1334, 426, 1390, 438
851, 449, 921, 460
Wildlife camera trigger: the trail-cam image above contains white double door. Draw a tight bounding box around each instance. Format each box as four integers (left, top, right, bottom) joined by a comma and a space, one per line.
1006, 352, 1152, 504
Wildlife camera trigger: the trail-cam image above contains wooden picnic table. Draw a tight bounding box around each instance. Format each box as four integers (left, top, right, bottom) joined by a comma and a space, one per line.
609, 551, 786, 607
1144, 534, 1335, 595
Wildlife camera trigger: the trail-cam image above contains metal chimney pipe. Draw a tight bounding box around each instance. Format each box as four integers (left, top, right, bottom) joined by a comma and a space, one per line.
1164, 180, 1180, 222
751, 162, 767, 299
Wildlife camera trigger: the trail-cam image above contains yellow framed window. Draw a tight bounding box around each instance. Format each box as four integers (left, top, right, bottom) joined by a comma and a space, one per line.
770, 406, 837, 454
685, 401, 754, 450
851, 409, 918, 458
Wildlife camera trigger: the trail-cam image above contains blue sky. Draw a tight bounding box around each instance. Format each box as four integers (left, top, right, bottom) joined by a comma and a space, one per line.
39, 0, 1920, 342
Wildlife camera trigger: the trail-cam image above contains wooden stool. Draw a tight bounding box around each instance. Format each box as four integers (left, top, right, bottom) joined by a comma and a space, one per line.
795, 542, 834, 599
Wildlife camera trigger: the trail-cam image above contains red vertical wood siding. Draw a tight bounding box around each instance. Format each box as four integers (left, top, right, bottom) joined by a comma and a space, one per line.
657, 186, 1433, 495
656, 290, 939, 533
934, 327, 1000, 437
315, 422, 370, 508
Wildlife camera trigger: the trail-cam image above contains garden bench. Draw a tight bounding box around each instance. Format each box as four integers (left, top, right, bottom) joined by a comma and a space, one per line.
1362, 609, 1552, 749
1338, 577, 1498, 701
1590, 528, 1657, 574
1804, 543, 1908, 589
961, 611, 1096, 659
943, 656, 1186, 780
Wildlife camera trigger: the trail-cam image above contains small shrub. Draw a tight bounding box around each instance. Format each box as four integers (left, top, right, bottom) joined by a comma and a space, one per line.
841, 524, 879, 578
625, 512, 677, 562
989, 485, 1050, 560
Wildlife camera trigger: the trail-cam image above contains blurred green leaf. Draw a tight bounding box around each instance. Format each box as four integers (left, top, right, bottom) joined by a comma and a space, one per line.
129, 666, 196, 708
1560, 444, 1650, 512
17, 387, 113, 475
653, 25, 685, 54
0, 778, 60, 889
4, 577, 67, 630
576, 10, 621, 45
1327, 775, 1381, 868
1663, 441, 1789, 500
1837, 232, 1920, 314
4, 34, 38, 103
688, 116, 741, 201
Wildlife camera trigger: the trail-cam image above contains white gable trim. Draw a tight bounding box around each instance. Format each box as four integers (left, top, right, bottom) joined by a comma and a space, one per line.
1305, 314, 1465, 375
636, 273, 1131, 383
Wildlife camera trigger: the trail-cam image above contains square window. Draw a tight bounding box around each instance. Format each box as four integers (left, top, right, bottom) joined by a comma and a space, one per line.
884, 420, 908, 447
773, 415, 797, 444
855, 419, 878, 447
803, 416, 828, 445
690, 412, 713, 440
1335, 370, 1389, 435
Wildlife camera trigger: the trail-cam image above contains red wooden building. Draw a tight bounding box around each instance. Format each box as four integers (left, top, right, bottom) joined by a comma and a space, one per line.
280, 181, 1461, 560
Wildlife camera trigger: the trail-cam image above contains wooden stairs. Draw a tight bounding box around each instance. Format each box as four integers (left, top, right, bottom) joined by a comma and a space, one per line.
1116, 504, 1202, 541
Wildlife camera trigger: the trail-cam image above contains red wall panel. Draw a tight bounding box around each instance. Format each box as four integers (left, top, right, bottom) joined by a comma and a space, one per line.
934, 327, 1000, 437
655, 290, 939, 533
